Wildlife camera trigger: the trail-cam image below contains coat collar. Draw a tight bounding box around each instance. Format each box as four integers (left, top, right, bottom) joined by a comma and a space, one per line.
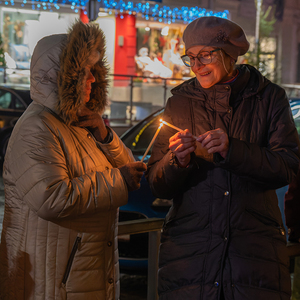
171, 64, 271, 101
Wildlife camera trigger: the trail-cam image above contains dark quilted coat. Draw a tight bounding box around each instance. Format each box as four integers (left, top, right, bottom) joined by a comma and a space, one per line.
146, 64, 300, 300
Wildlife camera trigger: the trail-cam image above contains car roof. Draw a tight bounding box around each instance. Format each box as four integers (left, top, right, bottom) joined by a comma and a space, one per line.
0, 84, 32, 106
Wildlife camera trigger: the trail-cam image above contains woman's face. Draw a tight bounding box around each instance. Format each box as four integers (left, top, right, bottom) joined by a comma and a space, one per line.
83, 50, 100, 103
188, 45, 232, 89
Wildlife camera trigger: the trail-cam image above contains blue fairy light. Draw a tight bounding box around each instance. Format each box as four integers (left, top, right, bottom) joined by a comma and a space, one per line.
1, 0, 229, 18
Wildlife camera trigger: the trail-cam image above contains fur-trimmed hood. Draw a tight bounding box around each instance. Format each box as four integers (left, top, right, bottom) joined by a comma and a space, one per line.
30, 21, 109, 125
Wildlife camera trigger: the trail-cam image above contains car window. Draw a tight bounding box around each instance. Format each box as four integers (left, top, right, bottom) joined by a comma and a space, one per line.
122, 110, 163, 157
0, 90, 12, 109
15, 97, 26, 110
290, 98, 300, 135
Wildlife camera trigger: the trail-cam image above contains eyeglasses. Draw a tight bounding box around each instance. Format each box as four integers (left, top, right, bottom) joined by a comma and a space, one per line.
181, 49, 221, 67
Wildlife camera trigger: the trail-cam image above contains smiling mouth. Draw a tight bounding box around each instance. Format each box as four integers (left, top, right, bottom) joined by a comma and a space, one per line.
200, 71, 211, 76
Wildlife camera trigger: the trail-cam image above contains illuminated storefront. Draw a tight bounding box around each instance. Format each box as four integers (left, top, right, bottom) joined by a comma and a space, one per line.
0, 0, 229, 83
93, 1, 229, 81
0, 0, 81, 84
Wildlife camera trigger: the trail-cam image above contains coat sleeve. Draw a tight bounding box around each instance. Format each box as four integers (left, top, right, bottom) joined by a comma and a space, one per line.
284, 164, 300, 242
145, 98, 198, 199
97, 129, 135, 167
5, 118, 134, 222
217, 85, 300, 189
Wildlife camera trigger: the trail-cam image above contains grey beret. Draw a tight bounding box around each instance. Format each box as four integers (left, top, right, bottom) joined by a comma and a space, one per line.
183, 16, 250, 60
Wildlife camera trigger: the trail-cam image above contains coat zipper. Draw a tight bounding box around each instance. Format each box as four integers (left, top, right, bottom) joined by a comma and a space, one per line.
220, 89, 233, 298
62, 236, 82, 286
189, 97, 195, 135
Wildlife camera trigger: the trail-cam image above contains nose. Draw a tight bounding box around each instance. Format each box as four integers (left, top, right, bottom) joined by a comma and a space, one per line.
87, 71, 96, 83
194, 57, 204, 68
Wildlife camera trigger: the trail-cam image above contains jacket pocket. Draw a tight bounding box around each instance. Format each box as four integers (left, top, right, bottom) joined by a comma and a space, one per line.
245, 207, 284, 234
61, 236, 82, 286
162, 212, 205, 237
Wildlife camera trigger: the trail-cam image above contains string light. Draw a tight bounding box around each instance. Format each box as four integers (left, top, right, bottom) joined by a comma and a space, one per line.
1, 0, 89, 12
97, 1, 229, 23
1, 0, 229, 19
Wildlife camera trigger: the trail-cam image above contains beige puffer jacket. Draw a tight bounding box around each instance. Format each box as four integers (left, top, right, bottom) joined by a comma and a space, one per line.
0, 22, 134, 299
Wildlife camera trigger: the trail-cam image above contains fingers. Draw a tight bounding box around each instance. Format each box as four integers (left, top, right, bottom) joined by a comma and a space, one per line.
169, 130, 196, 150
77, 106, 92, 116
196, 128, 229, 158
169, 129, 195, 143
77, 108, 104, 131
118, 162, 147, 192
128, 162, 147, 176
135, 161, 147, 171
169, 130, 196, 168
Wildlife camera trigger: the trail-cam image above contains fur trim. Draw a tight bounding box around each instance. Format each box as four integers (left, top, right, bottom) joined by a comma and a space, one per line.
57, 20, 109, 125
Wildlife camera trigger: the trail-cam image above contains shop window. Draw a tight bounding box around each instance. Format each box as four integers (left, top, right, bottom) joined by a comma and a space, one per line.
135, 26, 190, 82
2, 10, 39, 55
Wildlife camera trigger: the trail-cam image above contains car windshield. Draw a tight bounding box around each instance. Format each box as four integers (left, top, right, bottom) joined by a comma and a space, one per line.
121, 109, 163, 160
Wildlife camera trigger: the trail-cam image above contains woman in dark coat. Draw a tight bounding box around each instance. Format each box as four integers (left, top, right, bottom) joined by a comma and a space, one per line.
146, 16, 300, 300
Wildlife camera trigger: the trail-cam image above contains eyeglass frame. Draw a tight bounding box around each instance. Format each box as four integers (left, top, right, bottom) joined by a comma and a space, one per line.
181, 48, 221, 67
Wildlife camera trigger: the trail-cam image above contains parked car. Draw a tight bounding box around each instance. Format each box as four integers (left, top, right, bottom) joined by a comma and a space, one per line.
0, 84, 32, 160
118, 98, 300, 274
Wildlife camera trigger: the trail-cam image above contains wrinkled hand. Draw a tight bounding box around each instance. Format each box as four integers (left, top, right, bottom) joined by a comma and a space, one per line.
118, 162, 147, 192
77, 106, 108, 141
197, 128, 229, 159
169, 129, 196, 168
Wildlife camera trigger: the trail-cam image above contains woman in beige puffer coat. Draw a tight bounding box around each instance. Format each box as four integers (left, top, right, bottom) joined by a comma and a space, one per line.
0, 21, 146, 300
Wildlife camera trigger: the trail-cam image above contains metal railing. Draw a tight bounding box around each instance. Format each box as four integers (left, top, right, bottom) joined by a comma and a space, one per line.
282, 84, 300, 98
108, 74, 184, 126
118, 218, 300, 300
110, 74, 174, 126
118, 218, 164, 300
0, 67, 186, 126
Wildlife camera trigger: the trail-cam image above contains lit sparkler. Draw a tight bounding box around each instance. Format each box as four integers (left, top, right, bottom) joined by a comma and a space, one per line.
141, 119, 198, 162
141, 122, 164, 162
159, 119, 198, 139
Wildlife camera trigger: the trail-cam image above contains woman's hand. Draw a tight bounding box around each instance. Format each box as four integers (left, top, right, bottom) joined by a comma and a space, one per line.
197, 128, 229, 159
77, 106, 108, 142
169, 129, 196, 168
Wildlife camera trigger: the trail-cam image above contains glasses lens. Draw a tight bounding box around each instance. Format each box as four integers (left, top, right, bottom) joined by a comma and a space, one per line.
181, 55, 193, 67
198, 52, 212, 65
